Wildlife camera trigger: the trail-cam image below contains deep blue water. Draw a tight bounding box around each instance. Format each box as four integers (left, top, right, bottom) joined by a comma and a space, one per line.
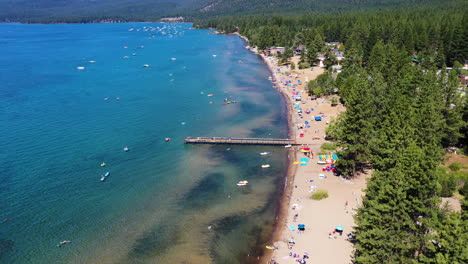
0, 23, 288, 264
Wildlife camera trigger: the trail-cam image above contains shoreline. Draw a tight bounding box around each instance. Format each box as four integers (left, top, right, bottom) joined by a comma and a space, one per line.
234, 33, 367, 264
233, 32, 298, 263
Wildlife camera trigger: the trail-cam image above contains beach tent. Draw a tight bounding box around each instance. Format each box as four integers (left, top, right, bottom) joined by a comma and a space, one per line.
335, 226, 344, 232
298, 224, 306, 231
300, 157, 309, 162
315, 116, 322, 121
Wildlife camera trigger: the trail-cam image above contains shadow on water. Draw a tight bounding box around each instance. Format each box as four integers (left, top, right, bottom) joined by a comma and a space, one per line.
0, 239, 14, 260
180, 172, 226, 209
209, 210, 273, 264
128, 222, 181, 260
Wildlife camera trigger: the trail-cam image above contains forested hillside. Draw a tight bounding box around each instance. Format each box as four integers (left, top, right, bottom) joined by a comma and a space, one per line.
0, 0, 461, 23
192, 0, 459, 17
0, 0, 192, 23
195, 3, 468, 263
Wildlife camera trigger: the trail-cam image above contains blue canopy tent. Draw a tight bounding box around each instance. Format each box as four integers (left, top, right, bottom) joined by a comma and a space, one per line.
315, 116, 322, 121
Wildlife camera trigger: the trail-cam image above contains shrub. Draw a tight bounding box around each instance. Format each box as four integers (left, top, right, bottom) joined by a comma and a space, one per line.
291, 62, 296, 70
311, 189, 329, 200
439, 173, 457, 197
459, 181, 468, 196
331, 97, 339, 106
299, 62, 311, 69
449, 162, 462, 172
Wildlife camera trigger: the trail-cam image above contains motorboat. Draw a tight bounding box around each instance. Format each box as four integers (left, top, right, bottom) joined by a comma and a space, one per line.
76, 66, 85, 70
100, 162, 106, 167
123, 147, 129, 152
261, 164, 270, 168
285, 144, 292, 148
143, 64, 150, 67
165, 138, 171, 142
237, 180, 248, 186
260, 152, 270, 155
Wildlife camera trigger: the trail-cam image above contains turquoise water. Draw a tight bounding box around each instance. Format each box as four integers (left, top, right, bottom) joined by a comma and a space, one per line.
0, 23, 288, 264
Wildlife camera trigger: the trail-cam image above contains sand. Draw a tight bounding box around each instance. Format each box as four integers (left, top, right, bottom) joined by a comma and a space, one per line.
247, 50, 369, 264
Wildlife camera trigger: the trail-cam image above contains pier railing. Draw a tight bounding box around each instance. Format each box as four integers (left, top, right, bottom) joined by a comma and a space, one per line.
184, 137, 296, 146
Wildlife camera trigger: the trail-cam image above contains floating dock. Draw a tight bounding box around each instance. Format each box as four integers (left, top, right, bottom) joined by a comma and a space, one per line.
184, 137, 296, 146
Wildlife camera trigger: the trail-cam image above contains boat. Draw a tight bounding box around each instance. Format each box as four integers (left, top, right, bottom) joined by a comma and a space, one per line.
123, 147, 129, 152
285, 144, 292, 148
100, 175, 106, 181
104, 172, 110, 177
261, 164, 271, 168
237, 180, 248, 186
143, 64, 150, 67
165, 138, 171, 142
260, 152, 270, 155
100, 162, 106, 167
57, 240, 71, 247
76, 66, 85, 70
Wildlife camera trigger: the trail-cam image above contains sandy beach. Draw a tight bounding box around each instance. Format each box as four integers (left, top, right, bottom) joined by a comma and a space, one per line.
244, 44, 368, 264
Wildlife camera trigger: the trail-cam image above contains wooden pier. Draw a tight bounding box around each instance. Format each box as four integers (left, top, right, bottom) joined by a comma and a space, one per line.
185, 137, 296, 146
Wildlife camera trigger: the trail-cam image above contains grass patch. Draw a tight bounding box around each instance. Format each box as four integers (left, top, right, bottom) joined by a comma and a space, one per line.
449, 162, 462, 172
311, 189, 329, 200
321, 142, 337, 151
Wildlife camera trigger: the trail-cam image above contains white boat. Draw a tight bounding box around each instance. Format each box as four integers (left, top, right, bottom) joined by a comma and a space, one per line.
261, 164, 270, 168
237, 180, 248, 186
143, 64, 150, 67
76, 66, 85, 70
260, 152, 270, 155
284, 144, 292, 148
123, 147, 129, 152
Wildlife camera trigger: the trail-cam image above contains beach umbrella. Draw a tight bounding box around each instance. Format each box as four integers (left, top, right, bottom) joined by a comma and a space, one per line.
300, 157, 309, 162
335, 226, 344, 231
298, 224, 305, 228
289, 225, 297, 230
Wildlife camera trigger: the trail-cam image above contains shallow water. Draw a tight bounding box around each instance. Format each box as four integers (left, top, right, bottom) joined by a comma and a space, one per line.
0, 23, 288, 264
